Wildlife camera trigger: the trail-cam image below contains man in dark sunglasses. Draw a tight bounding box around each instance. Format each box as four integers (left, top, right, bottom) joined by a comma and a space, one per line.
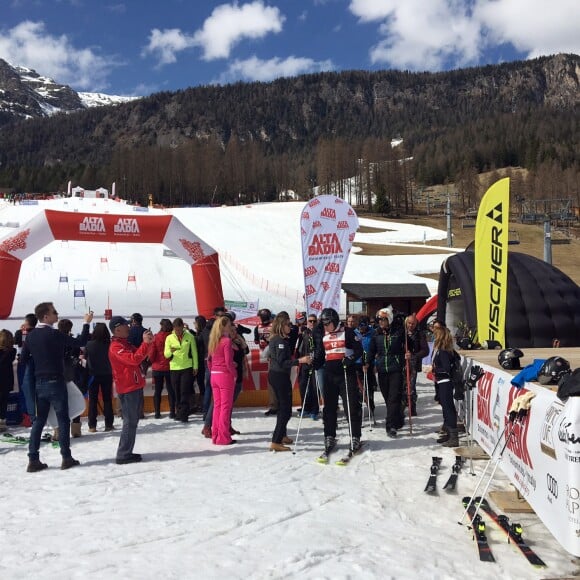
368, 307, 413, 438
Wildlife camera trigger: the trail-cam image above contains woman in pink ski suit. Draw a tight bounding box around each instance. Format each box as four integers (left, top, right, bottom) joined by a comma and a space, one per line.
207, 316, 237, 445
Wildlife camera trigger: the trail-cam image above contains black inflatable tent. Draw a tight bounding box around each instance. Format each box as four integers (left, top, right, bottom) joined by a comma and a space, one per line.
437, 250, 580, 348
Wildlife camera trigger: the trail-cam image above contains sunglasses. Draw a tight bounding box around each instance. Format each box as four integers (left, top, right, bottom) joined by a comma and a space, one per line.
307, 319, 317, 323
378, 317, 389, 322
322, 320, 332, 326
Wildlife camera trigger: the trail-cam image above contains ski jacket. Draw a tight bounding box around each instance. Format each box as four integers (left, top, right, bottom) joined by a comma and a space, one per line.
207, 336, 236, 381
164, 330, 198, 372
268, 335, 299, 374
86, 339, 112, 376
254, 322, 272, 350
109, 338, 150, 394
313, 325, 362, 372
407, 328, 429, 372
368, 326, 409, 375
354, 327, 376, 365
149, 331, 171, 371
0, 347, 16, 390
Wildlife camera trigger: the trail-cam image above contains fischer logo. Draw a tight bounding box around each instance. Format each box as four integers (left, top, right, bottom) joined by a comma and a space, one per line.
337, 220, 349, 229
476, 371, 493, 429
486, 202, 505, 340
504, 387, 533, 469
308, 233, 343, 256
79, 217, 105, 233
325, 262, 340, 273
305, 284, 316, 296
309, 199, 320, 208
309, 300, 323, 311
304, 266, 318, 278
320, 207, 336, 220
321, 281, 330, 291
114, 218, 140, 234
312, 220, 322, 228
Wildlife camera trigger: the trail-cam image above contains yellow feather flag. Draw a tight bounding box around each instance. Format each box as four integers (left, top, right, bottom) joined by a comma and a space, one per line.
475, 177, 510, 348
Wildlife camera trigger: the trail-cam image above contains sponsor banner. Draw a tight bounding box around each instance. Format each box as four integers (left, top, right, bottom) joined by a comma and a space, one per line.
475, 177, 510, 348
470, 360, 580, 556
162, 216, 217, 265
300, 195, 358, 314
45, 209, 173, 243
224, 299, 259, 324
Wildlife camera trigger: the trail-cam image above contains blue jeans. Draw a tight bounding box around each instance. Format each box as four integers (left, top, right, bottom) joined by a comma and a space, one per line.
29, 377, 71, 460
117, 390, 143, 460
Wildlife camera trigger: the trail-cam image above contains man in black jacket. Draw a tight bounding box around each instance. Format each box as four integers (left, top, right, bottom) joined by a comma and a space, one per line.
20, 302, 93, 472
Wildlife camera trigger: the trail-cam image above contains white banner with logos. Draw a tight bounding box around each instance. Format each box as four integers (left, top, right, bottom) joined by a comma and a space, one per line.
300, 195, 358, 314
224, 299, 259, 325
469, 361, 580, 556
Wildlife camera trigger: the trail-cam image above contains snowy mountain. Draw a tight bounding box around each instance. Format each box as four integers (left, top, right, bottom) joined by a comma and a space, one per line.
0, 59, 137, 124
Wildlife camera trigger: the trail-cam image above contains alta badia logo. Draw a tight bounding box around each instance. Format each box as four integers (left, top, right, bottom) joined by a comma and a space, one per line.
79, 216, 105, 233
114, 218, 140, 235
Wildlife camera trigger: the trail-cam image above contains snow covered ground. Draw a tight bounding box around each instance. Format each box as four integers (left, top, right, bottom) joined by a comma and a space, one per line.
0, 198, 578, 579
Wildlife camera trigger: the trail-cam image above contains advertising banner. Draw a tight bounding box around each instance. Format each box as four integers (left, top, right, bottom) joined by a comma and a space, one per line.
471, 363, 580, 556
300, 195, 358, 314
475, 178, 510, 348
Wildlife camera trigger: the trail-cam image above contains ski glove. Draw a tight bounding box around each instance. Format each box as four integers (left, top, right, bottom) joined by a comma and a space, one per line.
508, 391, 536, 421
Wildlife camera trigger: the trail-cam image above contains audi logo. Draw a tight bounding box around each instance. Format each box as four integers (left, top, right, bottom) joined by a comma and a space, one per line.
547, 473, 558, 498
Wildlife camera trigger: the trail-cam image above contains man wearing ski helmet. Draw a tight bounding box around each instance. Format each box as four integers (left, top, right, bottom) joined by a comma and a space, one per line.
254, 308, 277, 415
312, 307, 363, 453
354, 315, 377, 421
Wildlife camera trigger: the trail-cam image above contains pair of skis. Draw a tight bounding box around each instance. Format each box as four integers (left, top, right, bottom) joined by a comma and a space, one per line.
2, 432, 53, 445
424, 456, 464, 492
316, 441, 365, 466
462, 496, 546, 567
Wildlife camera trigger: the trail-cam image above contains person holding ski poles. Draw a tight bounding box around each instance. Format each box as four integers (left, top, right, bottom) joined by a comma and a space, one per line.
354, 315, 377, 422
267, 314, 312, 452
312, 308, 363, 454
295, 314, 319, 420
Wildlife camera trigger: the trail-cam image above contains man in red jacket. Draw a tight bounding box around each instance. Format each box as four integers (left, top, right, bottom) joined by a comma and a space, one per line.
108, 316, 153, 464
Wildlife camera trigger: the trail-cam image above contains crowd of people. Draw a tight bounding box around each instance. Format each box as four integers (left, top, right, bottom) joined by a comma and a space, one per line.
0, 300, 458, 471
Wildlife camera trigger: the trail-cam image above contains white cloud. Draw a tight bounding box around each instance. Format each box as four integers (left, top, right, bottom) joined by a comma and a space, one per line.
474, 0, 580, 58
193, 1, 285, 60
0, 20, 118, 90
349, 0, 580, 71
143, 1, 285, 66
217, 55, 334, 83
142, 28, 194, 66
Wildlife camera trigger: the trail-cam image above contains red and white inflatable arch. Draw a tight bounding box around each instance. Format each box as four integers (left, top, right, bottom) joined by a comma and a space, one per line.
0, 209, 223, 318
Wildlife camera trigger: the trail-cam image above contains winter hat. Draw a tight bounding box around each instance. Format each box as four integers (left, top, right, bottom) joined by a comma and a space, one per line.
378, 306, 393, 324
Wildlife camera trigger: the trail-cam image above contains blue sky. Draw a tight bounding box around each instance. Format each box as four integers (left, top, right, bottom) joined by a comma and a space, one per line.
1, 0, 579, 96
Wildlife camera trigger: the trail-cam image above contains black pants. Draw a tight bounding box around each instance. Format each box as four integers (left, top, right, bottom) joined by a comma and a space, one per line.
437, 379, 457, 428
268, 370, 292, 444
378, 371, 404, 430
153, 370, 175, 416
298, 365, 319, 414
0, 386, 9, 419
88, 374, 114, 428
322, 365, 361, 438
170, 369, 193, 421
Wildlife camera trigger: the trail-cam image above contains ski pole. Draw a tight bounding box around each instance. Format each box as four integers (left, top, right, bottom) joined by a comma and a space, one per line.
343, 361, 354, 451
458, 411, 524, 525
292, 366, 313, 454
465, 386, 475, 476
362, 367, 373, 431
404, 329, 414, 435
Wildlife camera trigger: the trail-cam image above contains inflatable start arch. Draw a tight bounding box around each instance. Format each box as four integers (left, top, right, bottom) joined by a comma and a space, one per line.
0, 209, 223, 318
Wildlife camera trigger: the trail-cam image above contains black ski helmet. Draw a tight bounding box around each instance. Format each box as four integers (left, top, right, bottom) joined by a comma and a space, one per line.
498, 348, 524, 370
258, 308, 272, 324
320, 307, 340, 327
538, 356, 571, 385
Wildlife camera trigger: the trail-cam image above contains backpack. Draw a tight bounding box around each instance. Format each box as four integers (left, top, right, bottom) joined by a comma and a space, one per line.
451, 351, 465, 400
